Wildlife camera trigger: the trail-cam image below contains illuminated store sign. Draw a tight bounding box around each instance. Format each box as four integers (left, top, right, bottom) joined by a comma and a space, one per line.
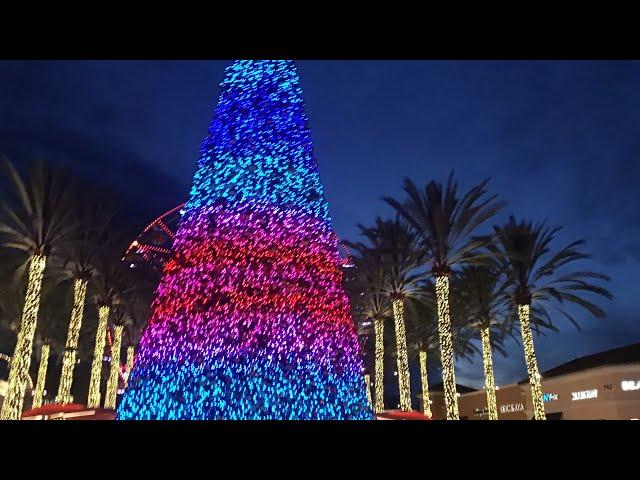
621, 380, 640, 391
543, 393, 558, 402
571, 389, 598, 401
500, 403, 524, 413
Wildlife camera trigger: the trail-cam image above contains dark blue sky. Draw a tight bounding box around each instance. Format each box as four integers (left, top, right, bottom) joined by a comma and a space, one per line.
1, 60, 638, 388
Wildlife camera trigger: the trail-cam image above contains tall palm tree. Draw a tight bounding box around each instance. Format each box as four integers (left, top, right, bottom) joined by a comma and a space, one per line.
349, 217, 428, 411
492, 216, 613, 420
0, 158, 75, 419
407, 287, 480, 418
104, 308, 127, 410
346, 244, 392, 414
385, 173, 504, 419
53, 200, 114, 404
450, 266, 510, 420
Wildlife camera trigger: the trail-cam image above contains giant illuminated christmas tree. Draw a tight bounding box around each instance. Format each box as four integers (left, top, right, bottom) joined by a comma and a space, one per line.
117, 60, 373, 420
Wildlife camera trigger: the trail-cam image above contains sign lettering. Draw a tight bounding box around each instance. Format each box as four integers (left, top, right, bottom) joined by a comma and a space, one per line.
571, 389, 598, 401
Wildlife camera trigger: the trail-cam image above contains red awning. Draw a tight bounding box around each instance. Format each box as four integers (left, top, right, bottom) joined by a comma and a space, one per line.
376, 410, 431, 420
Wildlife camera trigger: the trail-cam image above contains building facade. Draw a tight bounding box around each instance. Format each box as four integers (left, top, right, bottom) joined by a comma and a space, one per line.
420, 343, 640, 420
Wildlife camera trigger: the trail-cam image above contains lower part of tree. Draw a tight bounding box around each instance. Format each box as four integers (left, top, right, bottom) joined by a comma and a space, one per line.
374, 317, 385, 414
87, 306, 110, 409
392, 299, 412, 411
480, 325, 498, 420
364, 373, 373, 410
518, 304, 546, 420
419, 350, 432, 417
104, 325, 124, 410
32, 343, 50, 409
124, 345, 135, 387
435, 275, 459, 420
56, 278, 89, 404
0, 254, 47, 420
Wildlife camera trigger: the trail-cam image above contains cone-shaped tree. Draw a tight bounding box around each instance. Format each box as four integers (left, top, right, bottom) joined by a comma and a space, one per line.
491, 216, 612, 420
385, 173, 504, 419
118, 60, 372, 419
0, 158, 74, 419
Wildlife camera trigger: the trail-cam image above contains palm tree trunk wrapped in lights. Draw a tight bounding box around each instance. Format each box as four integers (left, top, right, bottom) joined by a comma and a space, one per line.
435, 275, 459, 420
56, 278, 89, 404
374, 317, 385, 414
87, 305, 110, 409
0, 254, 47, 420
419, 350, 432, 417
518, 304, 546, 420
392, 299, 412, 411
364, 374, 373, 409
32, 343, 50, 409
104, 324, 124, 410
480, 325, 498, 420
124, 345, 135, 386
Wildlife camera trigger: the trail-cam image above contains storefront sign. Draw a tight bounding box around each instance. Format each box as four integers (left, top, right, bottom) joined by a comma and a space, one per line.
571, 389, 598, 401
621, 380, 640, 391
543, 393, 558, 402
474, 407, 489, 417
500, 403, 524, 413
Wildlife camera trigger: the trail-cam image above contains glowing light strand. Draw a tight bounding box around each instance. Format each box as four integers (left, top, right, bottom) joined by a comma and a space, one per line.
56, 278, 88, 404
0, 254, 47, 420
518, 304, 546, 420
419, 350, 432, 417
364, 373, 372, 409
87, 306, 109, 409
392, 299, 412, 411
104, 325, 123, 410
435, 275, 459, 420
117, 60, 372, 420
374, 318, 385, 414
480, 325, 498, 420
32, 343, 50, 409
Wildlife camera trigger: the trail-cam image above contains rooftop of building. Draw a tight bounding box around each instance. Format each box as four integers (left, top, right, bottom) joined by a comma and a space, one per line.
518, 342, 640, 384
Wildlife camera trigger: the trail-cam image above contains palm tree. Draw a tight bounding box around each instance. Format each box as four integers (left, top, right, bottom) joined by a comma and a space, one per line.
0, 158, 75, 419
53, 200, 114, 404
492, 216, 613, 420
450, 266, 510, 420
406, 287, 480, 418
104, 307, 127, 410
349, 217, 428, 412
346, 244, 392, 414
385, 173, 504, 419
406, 294, 438, 417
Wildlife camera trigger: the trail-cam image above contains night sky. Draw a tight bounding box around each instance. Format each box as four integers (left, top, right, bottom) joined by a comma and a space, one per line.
1, 60, 638, 389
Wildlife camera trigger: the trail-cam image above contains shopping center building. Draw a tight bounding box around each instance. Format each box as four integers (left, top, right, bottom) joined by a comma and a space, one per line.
420, 342, 640, 420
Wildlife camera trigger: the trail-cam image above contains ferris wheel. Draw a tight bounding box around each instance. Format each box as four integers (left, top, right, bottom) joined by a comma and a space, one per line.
123, 203, 185, 273
123, 202, 355, 271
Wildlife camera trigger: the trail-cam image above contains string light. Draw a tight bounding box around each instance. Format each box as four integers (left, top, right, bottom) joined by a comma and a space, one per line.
87, 306, 110, 409
435, 275, 459, 420
32, 343, 50, 409
374, 318, 385, 414
364, 374, 372, 409
480, 325, 498, 420
518, 304, 546, 420
117, 60, 372, 420
419, 350, 431, 417
392, 299, 411, 411
1, 254, 47, 420
56, 278, 88, 404
124, 345, 135, 386
104, 325, 124, 410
